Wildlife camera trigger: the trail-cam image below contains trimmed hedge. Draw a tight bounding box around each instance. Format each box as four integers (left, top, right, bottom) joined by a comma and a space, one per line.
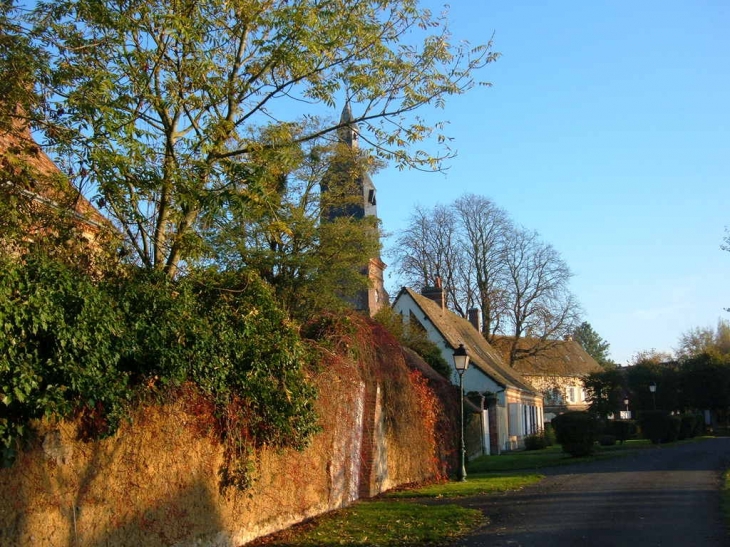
605, 420, 637, 444
638, 411, 673, 444
524, 432, 549, 451
639, 411, 703, 444
551, 411, 598, 457
598, 434, 616, 446
666, 415, 681, 443
679, 413, 705, 439
543, 423, 557, 446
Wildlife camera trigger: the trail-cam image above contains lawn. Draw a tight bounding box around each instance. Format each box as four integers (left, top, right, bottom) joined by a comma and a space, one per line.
386, 473, 543, 498
467, 440, 652, 473
249, 471, 539, 546
248, 502, 484, 546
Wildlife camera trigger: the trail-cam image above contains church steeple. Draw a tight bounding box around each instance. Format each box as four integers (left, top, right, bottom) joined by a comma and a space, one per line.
337, 101, 359, 149
319, 102, 388, 316
323, 101, 376, 221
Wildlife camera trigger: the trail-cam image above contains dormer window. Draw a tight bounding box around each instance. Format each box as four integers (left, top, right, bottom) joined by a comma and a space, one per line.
368, 189, 376, 205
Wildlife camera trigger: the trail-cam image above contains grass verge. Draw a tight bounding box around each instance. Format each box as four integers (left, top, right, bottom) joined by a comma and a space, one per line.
250, 472, 541, 545
386, 473, 543, 498
466, 439, 684, 474
249, 501, 484, 546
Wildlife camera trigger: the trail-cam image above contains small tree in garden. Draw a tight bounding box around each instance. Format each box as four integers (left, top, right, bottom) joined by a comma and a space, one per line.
638, 411, 672, 444
551, 411, 597, 457
585, 368, 625, 418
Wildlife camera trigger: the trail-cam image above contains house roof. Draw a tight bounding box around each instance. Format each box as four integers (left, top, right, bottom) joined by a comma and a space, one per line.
492, 336, 603, 377
400, 346, 481, 414
1, 118, 109, 230
394, 287, 537, 394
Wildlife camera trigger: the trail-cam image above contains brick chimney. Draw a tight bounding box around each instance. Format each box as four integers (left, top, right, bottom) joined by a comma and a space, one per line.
420, 276, 445, 311
467, 308, 482, 333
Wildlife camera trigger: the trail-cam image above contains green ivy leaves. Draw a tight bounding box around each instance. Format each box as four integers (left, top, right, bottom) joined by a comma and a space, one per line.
0, 254, 318, 476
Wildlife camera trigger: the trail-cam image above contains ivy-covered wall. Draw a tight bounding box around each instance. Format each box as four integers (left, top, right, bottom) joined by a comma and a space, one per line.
0, 316, 458, 547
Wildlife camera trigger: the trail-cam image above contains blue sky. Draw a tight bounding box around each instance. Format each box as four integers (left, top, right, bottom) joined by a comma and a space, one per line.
375, 0, 730, 364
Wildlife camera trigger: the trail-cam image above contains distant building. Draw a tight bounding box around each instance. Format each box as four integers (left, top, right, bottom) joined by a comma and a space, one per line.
492, 336, 603, 423
320, 103, 387, 316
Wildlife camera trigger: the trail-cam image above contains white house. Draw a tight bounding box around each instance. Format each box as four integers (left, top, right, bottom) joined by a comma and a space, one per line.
392, 286, 543, 453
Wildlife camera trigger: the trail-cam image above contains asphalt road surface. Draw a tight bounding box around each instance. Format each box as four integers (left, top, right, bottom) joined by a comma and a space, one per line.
454, 437, 730, 547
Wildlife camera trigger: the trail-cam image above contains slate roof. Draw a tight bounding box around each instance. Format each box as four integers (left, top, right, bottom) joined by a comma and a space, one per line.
395, 287, 537, 394
492, 336, 603, 377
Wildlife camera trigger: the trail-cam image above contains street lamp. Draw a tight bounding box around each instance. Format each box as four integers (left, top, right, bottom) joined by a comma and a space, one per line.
453, 343, 470, 482
623, 397, 629, 418
649, 382, 657, 410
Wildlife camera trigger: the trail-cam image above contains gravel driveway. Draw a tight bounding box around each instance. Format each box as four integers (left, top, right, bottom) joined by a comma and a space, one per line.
454, 437, 730, 547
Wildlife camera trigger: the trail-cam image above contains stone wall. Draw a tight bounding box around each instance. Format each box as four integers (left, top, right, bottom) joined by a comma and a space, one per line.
0, 323, 458, 547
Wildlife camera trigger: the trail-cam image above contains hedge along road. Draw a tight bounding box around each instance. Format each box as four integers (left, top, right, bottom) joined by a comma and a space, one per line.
454, 437, 730, 547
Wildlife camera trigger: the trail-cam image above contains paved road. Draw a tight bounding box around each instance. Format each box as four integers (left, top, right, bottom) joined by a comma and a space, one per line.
454, 438, 730, 547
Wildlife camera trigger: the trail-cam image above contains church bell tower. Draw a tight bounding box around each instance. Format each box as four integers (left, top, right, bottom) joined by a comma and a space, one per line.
320, 102, 388, 316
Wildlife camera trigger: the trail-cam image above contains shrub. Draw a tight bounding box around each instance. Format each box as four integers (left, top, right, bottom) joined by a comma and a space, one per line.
543, 423, 557, 446
0, 255, 320, 486
373, 306, 451, 379
524, 432, 548, 451
692, 413, 706, 437
551, 411, 598, 457
639, 411, 671, 444
665, 415, 681, 443
598, 434, 616, 446
679, 413, 705, 439
0, 253, 132, 453
679, 414, 694, 440
605, 420, 637, 443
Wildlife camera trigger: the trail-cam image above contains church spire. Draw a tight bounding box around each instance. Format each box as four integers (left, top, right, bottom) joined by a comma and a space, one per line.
337, 100, 359, 149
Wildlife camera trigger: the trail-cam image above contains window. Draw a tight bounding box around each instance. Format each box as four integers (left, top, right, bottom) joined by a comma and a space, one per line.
568, 387, 576, 403
546, 387, 563, 404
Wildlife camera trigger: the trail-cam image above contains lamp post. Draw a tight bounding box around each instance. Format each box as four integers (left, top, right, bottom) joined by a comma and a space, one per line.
649, 382, 657, 410
453, 343, 470, 482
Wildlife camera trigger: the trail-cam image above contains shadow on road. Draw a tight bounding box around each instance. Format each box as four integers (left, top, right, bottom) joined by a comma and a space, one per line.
454, 438, 730, 547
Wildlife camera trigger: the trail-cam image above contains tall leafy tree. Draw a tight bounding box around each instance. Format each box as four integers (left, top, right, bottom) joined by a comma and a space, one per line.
0, 1, 45, 130
573, 321, 613, 369
676, 319, 730, 359
681, 352, 730, 416
203, 134, 380, 319
24, 0, 497, 276
628, 349, 673, 367
585, 368, 625, 418
625, 360, 681, 413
